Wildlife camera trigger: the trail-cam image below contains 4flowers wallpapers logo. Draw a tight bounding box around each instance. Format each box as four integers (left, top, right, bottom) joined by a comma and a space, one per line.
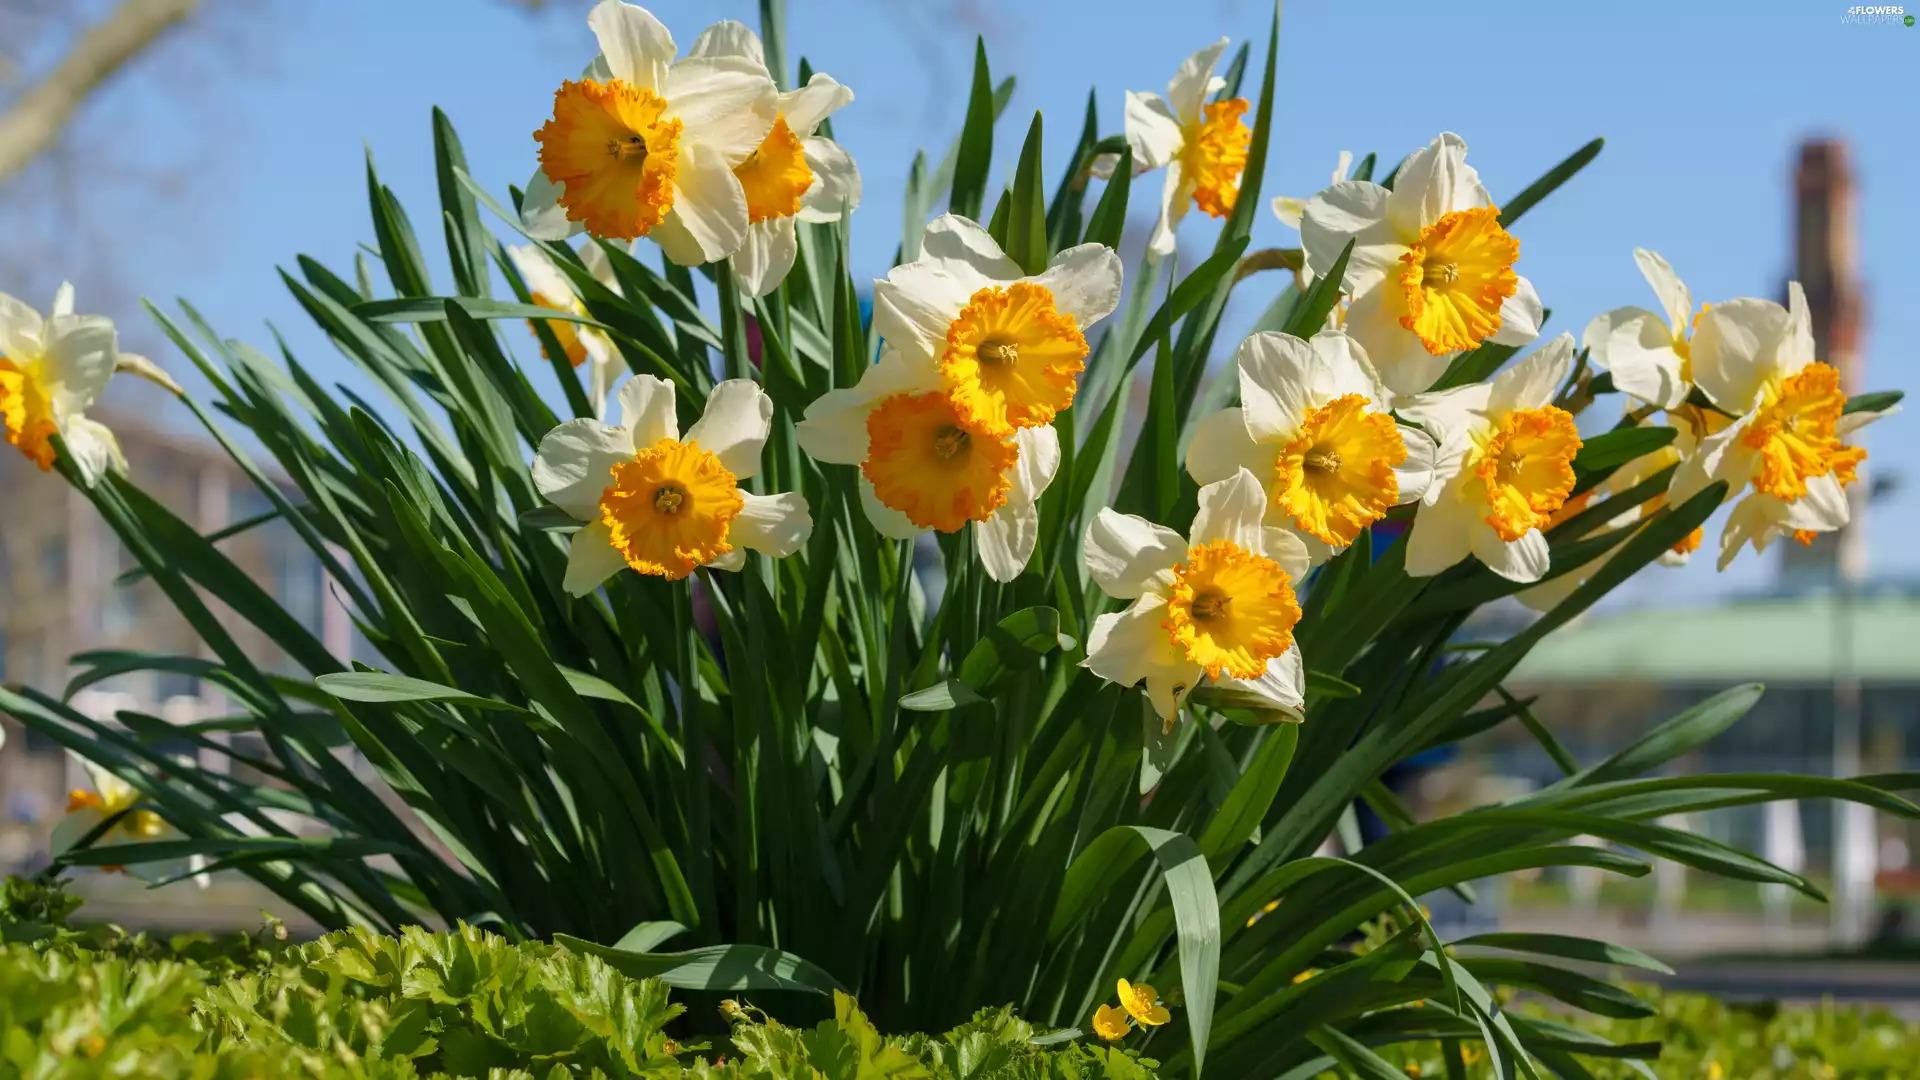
0, 0, 1894, 1027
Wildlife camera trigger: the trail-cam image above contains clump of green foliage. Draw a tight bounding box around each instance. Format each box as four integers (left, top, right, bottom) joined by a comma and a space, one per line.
0, 877, 1159, 1079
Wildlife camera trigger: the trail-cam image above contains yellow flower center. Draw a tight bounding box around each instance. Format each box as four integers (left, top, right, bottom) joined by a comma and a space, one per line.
67, 789, 104, 814
1115, 978, 1173, 1027
1273, 394, 1405, 547
1162, 540, 1301, 681
1180, 98, 1252, 218
598, 438, 743, 581
0, 353, 58, 471
527, 293, 589, 368
535, 79, 682, 240
122, 809, 168, 839
1670, 303, 1711, 384
940, 283, 1088, 437
862, 391, 1016, 533
1395, 206, 1521, 355
1741, 362, 1860, 501
1091, 1004, 1132, 1041
734, 114, 814, 225
1470, 406, 1581, 542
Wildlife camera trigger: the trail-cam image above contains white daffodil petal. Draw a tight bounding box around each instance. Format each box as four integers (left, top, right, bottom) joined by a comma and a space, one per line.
919, 214, 1023, 281
1150, 161, 1191, 257
873, 263, 980, 363
1344, 284, 1450, 400
564, 520, 630, 596
858, 476, 922, 540
50, 282, 75, 318
733, 490, 813, 556
688, 19, 764, 67
1033, 244, 1124, 331
1471, 521, 1550, 584
1190, 468, 1269, 549
1489, 333, 1575, 414
1225, 643, 1305, 716
619, 374, 679, 444
1691, 298, 1790, 414
1261, 527, 1312, 585
589, 0, 675, 91
1236, 331, 1318, 443
796, 351, 941, 463
977, 501, 1040, 582
0, 292, 44, 359
797, 137, 861, 221
1717, 494, 1779, 571
507, 244, 579, 304
50, 809, 104, 860
1384, 132, 1490, 239
1084, 595, 1203, 722
1634, 248, 1692, 333
1584, 307, 1688, 410
1785, 281, 1816, 375
1783, 473, 1850, 532
521, 165, 583, 241
533, 419, 633, 520
685, 379, 772, 479
1299, 181, 1399, 289
1404, 483, 1477, 577
1487, 275, 1543, 347
664, 55, 777, 164
1395, 383, 1491, 451
782, 73, 854, 135
657, 142, 752, 266
1084, 508, 1187, 599
1165, 37, 1228, 122
1124, 91, 1185, 171
1008, 425, 1062, 506
62, 417, 125, 487
582, 332, 622, 422
580, 240, 623, 292
1272, 195, 1306, 230
44, 315, 116, 416
733, 217, 799, 298
1669, 416, 1753, 505
709, 548, 748, 572
1186, 407, 1270, 486
1394, 424, 1440, 505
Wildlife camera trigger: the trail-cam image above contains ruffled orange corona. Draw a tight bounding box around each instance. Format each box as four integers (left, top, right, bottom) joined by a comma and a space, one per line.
1182, 98, 1252, 218
1273, 394, 1405, 546
599, 438, 744, 580
1162, 540, 1301, 680
1741, 362, 1855, 501
861, 392, 1016, 533
1472, 406, 1581, 542
1396, 206, 1521, 355
0, 354, 59, 470
940, 283, 1088, 438
535, 79, 682, 240
735, 115, 814, 225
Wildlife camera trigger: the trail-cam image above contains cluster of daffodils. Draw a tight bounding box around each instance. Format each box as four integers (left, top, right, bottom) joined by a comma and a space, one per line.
0, 285, 152, 486
1091, 979, 1173, 1042
522, 0, 858, 295
1584, 253, 1889, 571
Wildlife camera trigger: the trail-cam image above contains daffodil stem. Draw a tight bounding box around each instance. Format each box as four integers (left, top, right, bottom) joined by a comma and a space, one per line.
672, 581, 716, 936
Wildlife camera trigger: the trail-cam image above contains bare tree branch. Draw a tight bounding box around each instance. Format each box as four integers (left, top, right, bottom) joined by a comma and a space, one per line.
0, 0, 198, 183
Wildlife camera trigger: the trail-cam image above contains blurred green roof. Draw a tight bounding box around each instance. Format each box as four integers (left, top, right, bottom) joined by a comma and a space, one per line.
1509, 591, 1920, 685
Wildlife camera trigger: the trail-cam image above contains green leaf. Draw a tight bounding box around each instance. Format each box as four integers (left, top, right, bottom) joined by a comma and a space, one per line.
1305, 671, 1362, 699
517, 505, 581, 532
353, 297, 609, 328
1082, 147, 1132, 249
1498, 138, 1603, 228
899, 680, 987, 713
1005, 111, 1049, 275
1308, 1025, 1408, 1080
1571, 427, 1677, 475
1845, 388, 1904, 415
1450, 932, 1674, 975
612, 920, 689, 952
556, 935, 843, 995
1568, 683, 1763, 788
1282, 239, 1351, 336
955, 607, 1069, 693
316, 671, 526, 712
948, 38, 996, 219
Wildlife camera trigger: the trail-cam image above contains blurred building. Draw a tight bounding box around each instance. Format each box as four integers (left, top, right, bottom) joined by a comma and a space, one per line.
0, 409, 349, 877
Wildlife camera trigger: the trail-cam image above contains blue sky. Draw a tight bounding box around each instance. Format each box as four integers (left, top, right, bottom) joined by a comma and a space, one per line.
58, 0, 1920, 606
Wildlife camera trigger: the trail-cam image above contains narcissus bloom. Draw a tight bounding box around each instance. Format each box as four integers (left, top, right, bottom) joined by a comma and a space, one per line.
0, 285, 125, 485
1091, 1004, 1132, 1041
525, 3, 778, 266
1301, 133, 1543, 399
1116, 979, 1172, 1027
686, 23, 860, 297
797, 347, 1060, 583
1119, 39, 1253, 256
1082, 469, 1308, 723
1400, 334, 1583, 583
534, 375, 811, 592
875, 215, 1121, 439
508, 242, 624, 417
52, 755, 204, 887
1672, 284, 1891, 568
1187, 330, 1436, 563
1271, 151, 1353, 230
1583, 249, 1710, 410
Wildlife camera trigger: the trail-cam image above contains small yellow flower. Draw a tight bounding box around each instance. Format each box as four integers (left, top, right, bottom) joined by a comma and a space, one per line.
1291, 969, 1316, 985
1091, 1004, 1131, 1041
1706, 1061, 1723, 1080
1116, 978, 1171, 1027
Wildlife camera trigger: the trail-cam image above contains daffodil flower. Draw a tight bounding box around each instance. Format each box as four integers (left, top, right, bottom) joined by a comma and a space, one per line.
1081, 469, 1309, 723
533, 375, 811, 593
1300, 133, 1543, 399
52, 755, 204, 887
1399, 334, 1583, 583
1186, 329, 1437, 564
0, 285, 125, 486
686, 22, 860, 297
1091, 1004, 1132, 1041
1116, 978, 1172, 1027
1672, 283, 1892, 568
1271, 150, 1353, 230
1114, 38, 1254, 257
523, 1, 778, 266
508, 241, 625, 418
796, 346, 1060, 583
1583, 249, 1710, 411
